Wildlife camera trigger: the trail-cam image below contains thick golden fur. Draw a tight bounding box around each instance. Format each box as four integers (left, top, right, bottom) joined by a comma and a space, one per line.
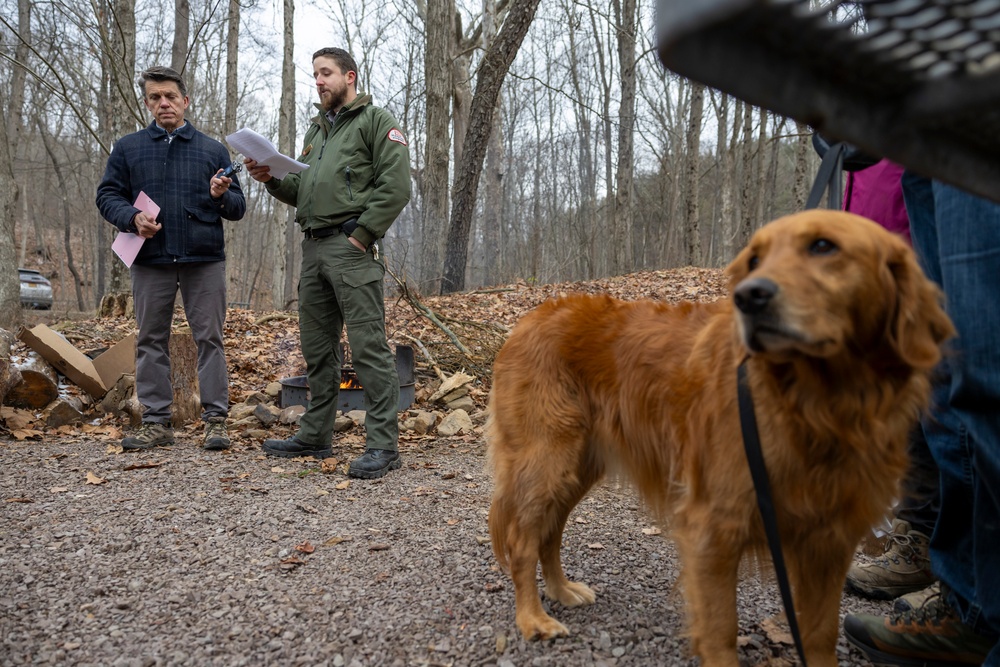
486, 211, 954, 667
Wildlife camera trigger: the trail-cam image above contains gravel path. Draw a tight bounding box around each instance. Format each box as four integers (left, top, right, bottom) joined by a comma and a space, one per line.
1, 426, 888, 667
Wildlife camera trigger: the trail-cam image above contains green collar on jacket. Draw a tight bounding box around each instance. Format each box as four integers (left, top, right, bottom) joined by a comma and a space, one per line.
311, 93, 373, 131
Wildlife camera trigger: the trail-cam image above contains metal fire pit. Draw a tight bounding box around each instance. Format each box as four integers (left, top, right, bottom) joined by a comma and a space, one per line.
279, 344, 415, 412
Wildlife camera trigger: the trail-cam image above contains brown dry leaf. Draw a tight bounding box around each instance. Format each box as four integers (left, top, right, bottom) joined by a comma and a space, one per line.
13, 429, 44, 441
271, 466, 286, 473
85, 471, 106, 485
5, 497, 33, 503
588, 543, 605, 550
49, 487, 69, 493
760, 615, 793, 646
106, 443, 123, 455
123, 462, 164, 471
446, 518, 460, 525
574, 517, 588, 524
1, 408, 35, 431
279, 556, 306, 566
484, 582, 504, 592
320, 458, 339, 473
323, 536, 352, 546
368, 543, 390, 552
335, 480, 350, 490
295, 541, 315, 554
641, 527, 662, 536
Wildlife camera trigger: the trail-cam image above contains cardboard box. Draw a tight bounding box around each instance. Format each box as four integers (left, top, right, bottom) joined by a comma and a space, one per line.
17, 325, 136, 399
92, 333, 136, 391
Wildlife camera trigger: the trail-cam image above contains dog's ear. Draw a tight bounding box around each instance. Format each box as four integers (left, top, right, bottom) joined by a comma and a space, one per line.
885, 242, 955, 370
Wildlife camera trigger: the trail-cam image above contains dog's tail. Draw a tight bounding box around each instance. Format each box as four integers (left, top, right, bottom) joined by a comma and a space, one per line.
488, 494, 512, 572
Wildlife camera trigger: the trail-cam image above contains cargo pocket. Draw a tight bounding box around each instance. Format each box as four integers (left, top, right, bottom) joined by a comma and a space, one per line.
341, 264, 385, 324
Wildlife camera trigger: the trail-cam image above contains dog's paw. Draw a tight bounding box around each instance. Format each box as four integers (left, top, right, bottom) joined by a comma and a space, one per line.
517, 613, 570, 640
545, 581, 596, 607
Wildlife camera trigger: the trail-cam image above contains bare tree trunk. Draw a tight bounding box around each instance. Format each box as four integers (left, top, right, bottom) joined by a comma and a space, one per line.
713, 90, 738, 264
106, 0, 137, 299
481, 0, 503, 286
36, 119, 85, 311
441, 0, 541, 294
737, 101, 756, 249
792, 120, 812, 210
0, 106, 22, 332
222, 0, 239, 304
565, 0, 596, 279
278, 0, 296, 309
612, 0, 637, 275
683, 82, 704, 265
171, 0, 190, 74
420, 0, 454, 294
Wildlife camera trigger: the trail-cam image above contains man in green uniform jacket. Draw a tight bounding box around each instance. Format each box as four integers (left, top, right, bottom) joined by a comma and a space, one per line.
247, 47, 411, 479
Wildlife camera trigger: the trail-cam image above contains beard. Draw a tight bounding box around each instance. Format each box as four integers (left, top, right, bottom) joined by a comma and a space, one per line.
319, 83, 348, 112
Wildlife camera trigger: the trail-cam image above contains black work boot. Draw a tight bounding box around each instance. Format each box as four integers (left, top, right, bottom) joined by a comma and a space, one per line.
348, 449, 402, 479
261, 436, 331, 459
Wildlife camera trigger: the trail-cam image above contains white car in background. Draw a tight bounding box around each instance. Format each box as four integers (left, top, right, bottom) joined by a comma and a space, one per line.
19, 268, 53, 309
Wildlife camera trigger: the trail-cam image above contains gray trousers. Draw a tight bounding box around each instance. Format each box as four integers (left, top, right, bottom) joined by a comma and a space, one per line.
131, 261, 229, 423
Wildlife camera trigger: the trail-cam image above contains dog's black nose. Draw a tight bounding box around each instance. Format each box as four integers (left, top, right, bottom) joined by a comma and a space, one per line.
734, 277, 779, 315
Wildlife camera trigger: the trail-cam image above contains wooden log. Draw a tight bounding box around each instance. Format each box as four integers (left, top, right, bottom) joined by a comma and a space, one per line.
1, 327, 22, 405
5, 351, 59, 409
95, 333, 200, 426
168, 333, 200, 426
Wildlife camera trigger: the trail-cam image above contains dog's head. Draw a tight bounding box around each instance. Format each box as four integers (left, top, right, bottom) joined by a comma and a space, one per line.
725, 210, 954, 368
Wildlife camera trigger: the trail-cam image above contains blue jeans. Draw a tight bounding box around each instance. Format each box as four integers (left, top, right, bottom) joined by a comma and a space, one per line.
903, 174, 1000, 661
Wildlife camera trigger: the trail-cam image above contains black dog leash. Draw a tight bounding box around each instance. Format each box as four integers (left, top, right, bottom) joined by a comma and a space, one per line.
737, 361, 809, 666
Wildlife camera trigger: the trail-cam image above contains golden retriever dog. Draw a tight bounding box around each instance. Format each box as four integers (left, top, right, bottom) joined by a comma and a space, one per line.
487, 210, 954, 667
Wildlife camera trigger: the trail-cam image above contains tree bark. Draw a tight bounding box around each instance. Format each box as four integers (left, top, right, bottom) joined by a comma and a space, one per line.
683, 82, 704, 265
420, 0, 454, 294
612, 0, 637, 275
277, 0, 296, 310
0, 104, 22, 332
106, 0, 137, 298
0, 328, 21, 405
171, 0, 190, 74
440, 0, 541, 294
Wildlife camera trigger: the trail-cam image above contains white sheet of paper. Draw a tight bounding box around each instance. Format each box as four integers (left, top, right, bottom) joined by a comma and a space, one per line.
112, 191, 160, 268
225, 127, 309, 180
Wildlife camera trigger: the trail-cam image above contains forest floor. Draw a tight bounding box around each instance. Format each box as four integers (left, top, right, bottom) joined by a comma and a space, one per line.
1, 269, 890, 666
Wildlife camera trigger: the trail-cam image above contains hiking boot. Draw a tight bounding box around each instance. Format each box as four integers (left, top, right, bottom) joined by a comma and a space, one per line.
203, 417, 230, 451
261, 436, 331, 459
122, 422, 175, 450
895, 581, 941, 614
844, 586, 994, 666
846, 519, 934, 599
348, 449, 401, 479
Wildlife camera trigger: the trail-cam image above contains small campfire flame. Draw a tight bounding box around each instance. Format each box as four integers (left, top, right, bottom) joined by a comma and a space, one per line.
340, 368, 363, 390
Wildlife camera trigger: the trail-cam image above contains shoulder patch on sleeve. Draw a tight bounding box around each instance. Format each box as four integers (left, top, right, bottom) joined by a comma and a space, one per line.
387, 128, 408, 146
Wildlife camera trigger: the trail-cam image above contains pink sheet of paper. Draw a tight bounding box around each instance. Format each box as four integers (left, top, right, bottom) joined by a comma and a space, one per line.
111, 191, 160, 267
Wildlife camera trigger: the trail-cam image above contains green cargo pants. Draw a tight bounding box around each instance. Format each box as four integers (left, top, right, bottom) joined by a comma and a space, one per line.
295, 232, 398, 451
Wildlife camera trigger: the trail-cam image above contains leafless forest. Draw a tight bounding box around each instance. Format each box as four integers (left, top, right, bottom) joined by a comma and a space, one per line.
0, 0, 825, 329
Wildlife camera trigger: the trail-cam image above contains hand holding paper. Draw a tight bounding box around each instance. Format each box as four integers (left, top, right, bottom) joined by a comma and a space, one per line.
225, 128, 309, 180
112, 191, 160, 267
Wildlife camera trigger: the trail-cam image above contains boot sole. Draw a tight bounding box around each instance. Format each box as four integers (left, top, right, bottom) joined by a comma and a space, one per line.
348, 456, 402, 479
122, 440, 174, 450
203, 441, 231, 451
262, 445, 332, 459
845, 577, 935, 600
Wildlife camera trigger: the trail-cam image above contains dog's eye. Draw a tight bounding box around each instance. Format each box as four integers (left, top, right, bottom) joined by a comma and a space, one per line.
809, 238, 838, 256
748, 255, 760, 271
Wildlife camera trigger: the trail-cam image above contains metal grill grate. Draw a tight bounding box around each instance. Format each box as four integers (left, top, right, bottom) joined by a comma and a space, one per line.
656, 0, 1000, 202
